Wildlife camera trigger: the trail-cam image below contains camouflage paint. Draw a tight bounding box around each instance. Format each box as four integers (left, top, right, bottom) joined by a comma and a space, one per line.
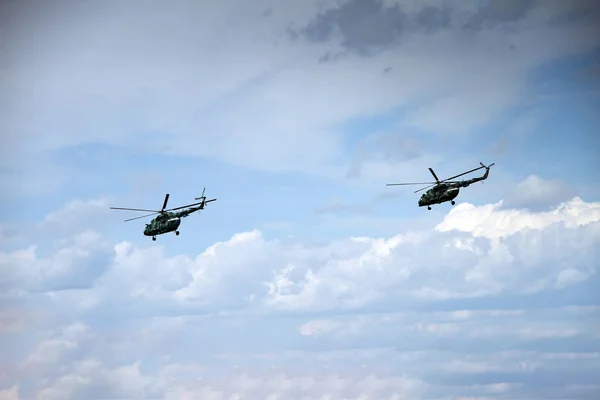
144, 213, 182, 236
418, 187, 460, 207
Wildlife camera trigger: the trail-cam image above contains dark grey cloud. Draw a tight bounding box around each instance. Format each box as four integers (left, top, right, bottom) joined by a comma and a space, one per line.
463, 0, 537, 31
289, 0, 542, 57
413, 4, 452, 34
262, 7, 273, 18
546, 0, 600, 27
289, 0, 407, 56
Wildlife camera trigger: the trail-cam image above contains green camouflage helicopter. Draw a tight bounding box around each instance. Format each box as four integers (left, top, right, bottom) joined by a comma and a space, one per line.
110, 188, 216, 240
386, 162, 494, 210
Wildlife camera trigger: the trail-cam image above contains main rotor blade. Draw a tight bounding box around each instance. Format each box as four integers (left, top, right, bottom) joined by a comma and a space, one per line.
428, 168, 440, 183
413, 180, 467, 193
110, 207, 161, 213
386, 182, 437, 186
167, 201, 204, 211
124, 212, 159, 222
441, 165, 485, 182
161, 194, 170, 211
415, 184, 437, 193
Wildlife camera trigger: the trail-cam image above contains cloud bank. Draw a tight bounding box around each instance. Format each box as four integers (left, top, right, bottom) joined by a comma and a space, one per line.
2, 196, 599, 399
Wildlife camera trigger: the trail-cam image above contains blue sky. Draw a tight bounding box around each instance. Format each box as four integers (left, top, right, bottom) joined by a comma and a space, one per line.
1, 0, 600, 399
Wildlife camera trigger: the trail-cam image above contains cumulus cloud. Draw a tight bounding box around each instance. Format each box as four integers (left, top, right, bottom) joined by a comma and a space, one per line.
18, 323, 90, 377
0, 229, 114, 295
38, 198, 115, 237
5, 197, 598, 315
436, 196, 600, 238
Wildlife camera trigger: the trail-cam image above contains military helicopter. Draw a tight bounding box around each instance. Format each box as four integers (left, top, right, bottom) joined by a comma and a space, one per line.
110, 188, 216, 240
386, 162, 494, 210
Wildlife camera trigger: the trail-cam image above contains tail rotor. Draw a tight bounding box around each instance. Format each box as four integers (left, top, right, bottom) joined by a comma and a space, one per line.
195, 187, 217, 210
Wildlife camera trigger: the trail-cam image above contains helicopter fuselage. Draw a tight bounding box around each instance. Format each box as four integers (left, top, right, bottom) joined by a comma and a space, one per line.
418, 186, 460, 207
144, 214, 181, 237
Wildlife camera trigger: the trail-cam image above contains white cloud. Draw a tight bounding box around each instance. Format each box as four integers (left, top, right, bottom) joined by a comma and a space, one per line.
0, 308, 28, 334
38, 198, 115, 237
4, 196, 599, 334
298, 318, 371, 337
5, 196, 597, 318
5, 304, 600, 399
18, 323, 89, 372
436, 196, 600, 238
168, 372, 426, 400
293, 306, 599, 349
16, 324, 600, 400
0, 229, 113, 296
0, 386, 19, 400
35, 360, 428, 400
35, 359, 157, 400
555, 267, 590, 289
502, 174, 575, 210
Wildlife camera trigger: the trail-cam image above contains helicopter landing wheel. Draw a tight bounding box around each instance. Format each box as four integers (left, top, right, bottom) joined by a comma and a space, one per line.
175, 231, 180, 236
427, 206, 431, 210
451, 201, 455, 205
152, 237, 156, 241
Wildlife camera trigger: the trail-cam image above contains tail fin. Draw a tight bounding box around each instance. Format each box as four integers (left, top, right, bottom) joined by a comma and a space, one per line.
479, 162, 494, 180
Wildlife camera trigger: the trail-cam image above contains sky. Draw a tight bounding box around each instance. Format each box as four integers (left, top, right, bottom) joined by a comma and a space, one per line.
1, 0, 600, 399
